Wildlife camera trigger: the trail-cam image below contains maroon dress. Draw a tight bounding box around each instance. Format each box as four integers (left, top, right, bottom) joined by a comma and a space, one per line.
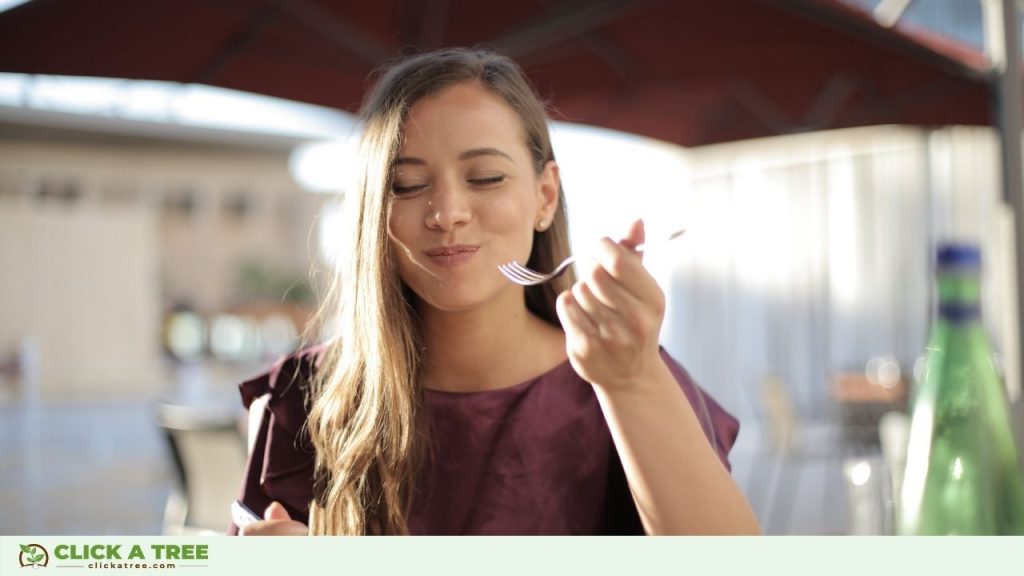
229, 345, 739, 535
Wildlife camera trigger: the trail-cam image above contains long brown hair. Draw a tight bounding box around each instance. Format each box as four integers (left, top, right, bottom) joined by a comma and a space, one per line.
306, 47, 574, 535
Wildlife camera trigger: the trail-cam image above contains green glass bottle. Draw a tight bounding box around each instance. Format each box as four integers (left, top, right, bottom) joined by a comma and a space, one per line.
897, 243, 1024, 534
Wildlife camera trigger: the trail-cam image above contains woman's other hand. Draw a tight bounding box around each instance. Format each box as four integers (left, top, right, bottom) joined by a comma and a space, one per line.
239, 502, 309, 536
556, 219, 667, 392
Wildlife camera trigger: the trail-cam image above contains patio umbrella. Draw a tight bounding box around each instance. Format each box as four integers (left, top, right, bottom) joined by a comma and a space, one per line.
9, 0, 1024, 424
0, 0, 994, 147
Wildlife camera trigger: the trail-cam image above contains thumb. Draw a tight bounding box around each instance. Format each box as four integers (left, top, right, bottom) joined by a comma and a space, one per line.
264, 502, 292, 521
620, 219, 645, 255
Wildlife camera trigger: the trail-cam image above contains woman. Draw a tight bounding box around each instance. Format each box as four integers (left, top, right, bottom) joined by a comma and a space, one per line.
233, 47, 759, 535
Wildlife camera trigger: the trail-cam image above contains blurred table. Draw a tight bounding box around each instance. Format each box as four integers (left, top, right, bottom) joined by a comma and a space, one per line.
831, 373, 908, 453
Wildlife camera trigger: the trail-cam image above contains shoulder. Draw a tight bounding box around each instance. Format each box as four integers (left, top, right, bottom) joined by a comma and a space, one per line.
238, 342, 331, 435
240, 342, 330, 407
235, 344, 329, 526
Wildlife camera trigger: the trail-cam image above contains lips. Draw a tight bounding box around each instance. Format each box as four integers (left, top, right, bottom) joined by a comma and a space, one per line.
425, 245, 479, 257
425, 244, 479, 267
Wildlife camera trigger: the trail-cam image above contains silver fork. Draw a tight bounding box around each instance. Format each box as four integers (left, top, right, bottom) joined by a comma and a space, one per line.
498, 228, 686, 286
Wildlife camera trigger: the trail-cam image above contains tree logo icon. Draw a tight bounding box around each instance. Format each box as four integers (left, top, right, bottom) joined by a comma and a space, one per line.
18, 544, 49, 568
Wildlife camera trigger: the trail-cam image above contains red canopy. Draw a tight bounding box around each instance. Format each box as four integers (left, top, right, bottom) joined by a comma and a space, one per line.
0, 0, 993, 146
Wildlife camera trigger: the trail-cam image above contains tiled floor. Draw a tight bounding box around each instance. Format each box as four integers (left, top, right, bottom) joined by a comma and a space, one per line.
730, 420, 855, 535
1, 400, 174, 535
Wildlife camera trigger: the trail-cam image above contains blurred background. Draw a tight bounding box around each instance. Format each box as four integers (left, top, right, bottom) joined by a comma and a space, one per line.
2, 0, 1024, 535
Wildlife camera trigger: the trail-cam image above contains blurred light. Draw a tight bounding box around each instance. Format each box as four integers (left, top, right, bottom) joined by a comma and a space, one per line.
28, 76, 125, 115
850, 460, 873, 486
289, 137, 360, 193
902, 404, 935, 522
551, 122, 690, 250
117, 82, 174, 121
0, 0, 31, 15
165, 312, 205, 361
317, 199, 348, 268
0, 73, 24, 105
951, 457, 964, 480
866, 354, 902, 388
865, 356, 881, 385
878, 357, 901, 388
732, 156, 789, 293
0, 73, 356, 140
210, 314, 260, 362
261, 314, 298, 357
172, 84, 349, 139
827, 147, 860, 312
913, 355, 928, 383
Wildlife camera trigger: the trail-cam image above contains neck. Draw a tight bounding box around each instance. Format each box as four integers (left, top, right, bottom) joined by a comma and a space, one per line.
416, 290, 565, 393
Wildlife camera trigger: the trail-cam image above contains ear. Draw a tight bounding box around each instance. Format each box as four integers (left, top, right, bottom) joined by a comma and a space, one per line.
534, 160, 560, 230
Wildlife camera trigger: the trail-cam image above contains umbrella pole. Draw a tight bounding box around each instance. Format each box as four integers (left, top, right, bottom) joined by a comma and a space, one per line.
983, 0, 1024, 401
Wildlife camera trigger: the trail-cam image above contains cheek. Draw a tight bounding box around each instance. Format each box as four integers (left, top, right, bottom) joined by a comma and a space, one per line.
385, 208, 418, 279
387, 203, 418, 247
480, 191, 538, 265
484, 185, 537, 232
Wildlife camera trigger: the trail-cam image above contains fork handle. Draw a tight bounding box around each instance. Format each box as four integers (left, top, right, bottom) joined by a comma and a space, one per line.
615, 228, 686, 251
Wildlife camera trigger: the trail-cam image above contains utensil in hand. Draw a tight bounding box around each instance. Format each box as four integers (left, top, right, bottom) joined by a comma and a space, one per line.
498, 228, 686, 286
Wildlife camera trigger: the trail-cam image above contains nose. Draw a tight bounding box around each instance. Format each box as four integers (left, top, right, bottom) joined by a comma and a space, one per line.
426, 179, 472, 231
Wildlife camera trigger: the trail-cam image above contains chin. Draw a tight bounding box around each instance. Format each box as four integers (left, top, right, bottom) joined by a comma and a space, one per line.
416, 291, 486, 313
408, 279, 504, 314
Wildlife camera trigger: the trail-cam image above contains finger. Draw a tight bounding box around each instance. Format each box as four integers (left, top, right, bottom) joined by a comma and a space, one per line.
265, 502, 292, 521
557, 290, 598, 338
583, 263, 642, 313
571, 280, 620, 328
594, 237, 661, 302
620, 218, 645, 254
240, 519, 308, 536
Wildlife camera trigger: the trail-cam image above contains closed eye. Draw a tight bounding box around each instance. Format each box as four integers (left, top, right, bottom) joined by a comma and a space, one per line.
392, 183, 427, 195
469, 175, 506, 187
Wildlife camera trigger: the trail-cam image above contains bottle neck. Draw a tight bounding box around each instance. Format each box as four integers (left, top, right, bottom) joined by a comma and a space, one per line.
937, 270, 981, 322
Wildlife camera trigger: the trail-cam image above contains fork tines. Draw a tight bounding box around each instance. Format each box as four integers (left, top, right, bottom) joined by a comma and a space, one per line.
498, 262, 547, 286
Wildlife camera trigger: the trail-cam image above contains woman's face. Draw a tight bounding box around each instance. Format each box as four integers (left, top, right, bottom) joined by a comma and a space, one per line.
387, 81, 559, 313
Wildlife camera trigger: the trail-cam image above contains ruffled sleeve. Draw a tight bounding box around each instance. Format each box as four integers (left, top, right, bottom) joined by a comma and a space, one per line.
227, 344, 328, 534
659, 348, 740, 472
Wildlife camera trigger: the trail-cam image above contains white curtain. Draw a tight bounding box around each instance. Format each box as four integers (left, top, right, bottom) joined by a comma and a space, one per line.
648, 125, 1015, 425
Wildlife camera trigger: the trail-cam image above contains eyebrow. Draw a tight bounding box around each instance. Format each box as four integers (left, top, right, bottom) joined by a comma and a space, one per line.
393, 147, 514, 167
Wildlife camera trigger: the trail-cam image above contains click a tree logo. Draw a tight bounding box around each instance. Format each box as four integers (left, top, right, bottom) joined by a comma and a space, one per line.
18, 544, 49, 568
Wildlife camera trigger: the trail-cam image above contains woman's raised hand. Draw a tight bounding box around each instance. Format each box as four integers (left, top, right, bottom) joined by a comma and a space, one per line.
556, 219, 667, 393
239, 502, 309, 536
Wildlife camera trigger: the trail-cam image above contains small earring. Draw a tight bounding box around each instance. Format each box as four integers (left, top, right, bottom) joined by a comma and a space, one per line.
537, 219, 548, 231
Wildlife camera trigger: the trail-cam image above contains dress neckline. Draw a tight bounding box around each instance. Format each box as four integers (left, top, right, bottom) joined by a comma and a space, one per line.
422, 357, 575, 398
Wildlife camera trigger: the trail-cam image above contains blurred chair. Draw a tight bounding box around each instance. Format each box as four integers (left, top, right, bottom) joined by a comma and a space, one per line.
831, 370, 908, 453
157, 402, 247, 535
747, 375, 845, 534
